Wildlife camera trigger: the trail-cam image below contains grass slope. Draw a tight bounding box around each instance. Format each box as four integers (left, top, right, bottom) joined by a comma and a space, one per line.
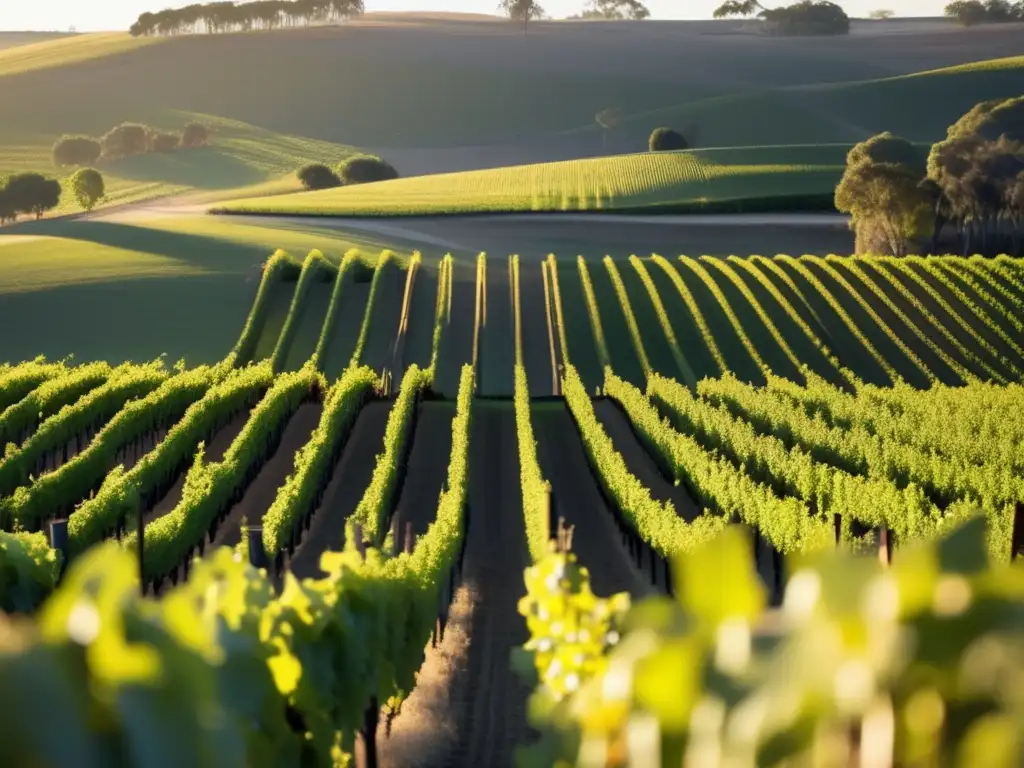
0, 216, 406, 365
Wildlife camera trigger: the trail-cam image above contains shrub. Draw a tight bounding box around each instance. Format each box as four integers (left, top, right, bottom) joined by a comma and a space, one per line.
649, 127, 689, 152
52, 136, 101, 167
297, 163, 341, 191
150, 131, 180, 153
69, 168, 105, 211
181, 122, 210, 148
3, 173, 62, 220
101, 123, 150, 158
337, 155, 399, 185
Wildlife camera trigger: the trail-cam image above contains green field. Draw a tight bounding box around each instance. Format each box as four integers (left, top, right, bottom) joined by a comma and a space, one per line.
218, 150, 843, 215
0, 216, 408, 364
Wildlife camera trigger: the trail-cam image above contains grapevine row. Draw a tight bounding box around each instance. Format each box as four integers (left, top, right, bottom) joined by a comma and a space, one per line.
0, 361, 169, 498
0, 360, 113, 447
352, 364, 430, 544
0, 365, 217, 532
126, 365, 323, 585
0, 357, 68, 414
230, 248, 303, 366
260, 364, 378, 558
649, 372, 980, 548
563, 363, 725, 557
271, 249, 337, 372
66, 362, 276, 557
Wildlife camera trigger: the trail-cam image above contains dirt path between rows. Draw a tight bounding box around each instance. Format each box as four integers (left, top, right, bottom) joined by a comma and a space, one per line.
210, 402, 323, 550
518, 260, 557, 396
433, 259, 476, 398
533, 402, 653, 599
388, 402, 456, 543
379, 402, 532, 767
593, 399, 702, 522
289, 400, 392, 580
141, 406, 256, 526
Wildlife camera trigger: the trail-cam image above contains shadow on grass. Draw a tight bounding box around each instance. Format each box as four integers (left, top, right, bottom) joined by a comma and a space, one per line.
1, 220, 273, 273
100, 146, 268, 189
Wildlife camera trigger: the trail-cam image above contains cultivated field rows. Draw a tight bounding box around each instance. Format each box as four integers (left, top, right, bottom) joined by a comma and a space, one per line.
2, 250, 1024, 764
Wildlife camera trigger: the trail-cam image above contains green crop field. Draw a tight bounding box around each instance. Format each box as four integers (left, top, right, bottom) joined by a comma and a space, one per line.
218, 151, 843, 215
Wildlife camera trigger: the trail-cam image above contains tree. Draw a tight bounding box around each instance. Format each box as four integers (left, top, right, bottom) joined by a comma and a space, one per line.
927, 97, 1024, 256
649, 127, 689, 152
297, 163, 341, 190
337, 155, 399, 185
69, 168, 105, 211
836, 132, 931, 256
498, 0, 546, 33
101, 123, 150, 158
845, 131, 925, 172
714, 0, 850, 35
868, 8, 894, 17
945, 0, 990, 24
4, 173, 62, 220
575, 0, 650, 18
52, 136, 102, 167
181, 122, 210, 148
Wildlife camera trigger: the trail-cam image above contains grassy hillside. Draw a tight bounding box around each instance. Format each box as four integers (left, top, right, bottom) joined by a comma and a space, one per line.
217, 150, 842, 216
0, 22, 1019, 217
591, 54, 1024, 149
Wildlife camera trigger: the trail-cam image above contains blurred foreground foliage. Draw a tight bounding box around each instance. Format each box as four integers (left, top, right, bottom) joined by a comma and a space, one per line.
515, 516, 1024, 767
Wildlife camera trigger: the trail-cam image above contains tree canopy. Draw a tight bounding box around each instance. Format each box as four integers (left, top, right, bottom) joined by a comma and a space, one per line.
130, 0, 365, 36
70, 169, 105, 212
837, 95, 1024, 257
714, 0, 850, 35
499, 0, 546, 32
649, 127, 689, 152
944, 0, 1023, 26
0, 173, 62, 223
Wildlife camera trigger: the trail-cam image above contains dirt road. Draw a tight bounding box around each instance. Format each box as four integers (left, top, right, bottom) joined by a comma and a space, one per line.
380, 401, 532, 767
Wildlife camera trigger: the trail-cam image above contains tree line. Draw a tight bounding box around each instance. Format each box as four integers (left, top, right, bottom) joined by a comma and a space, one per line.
53, 122, 209, 167
836, 96, 1024, 258
129, 0, 364, 36
945, 0, 1024, 25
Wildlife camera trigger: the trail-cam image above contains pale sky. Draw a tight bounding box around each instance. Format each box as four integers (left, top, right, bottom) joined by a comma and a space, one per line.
0, 0, 949, 31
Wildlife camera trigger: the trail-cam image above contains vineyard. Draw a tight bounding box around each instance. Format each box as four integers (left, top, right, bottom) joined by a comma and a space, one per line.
2, 249, 1024, 766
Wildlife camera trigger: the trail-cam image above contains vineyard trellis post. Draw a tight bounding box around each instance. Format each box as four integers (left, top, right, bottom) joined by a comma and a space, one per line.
247, 525, 268, 570
48, 518, 69, 581
137, 506, 145, 596
1012, 502, 1023, 561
